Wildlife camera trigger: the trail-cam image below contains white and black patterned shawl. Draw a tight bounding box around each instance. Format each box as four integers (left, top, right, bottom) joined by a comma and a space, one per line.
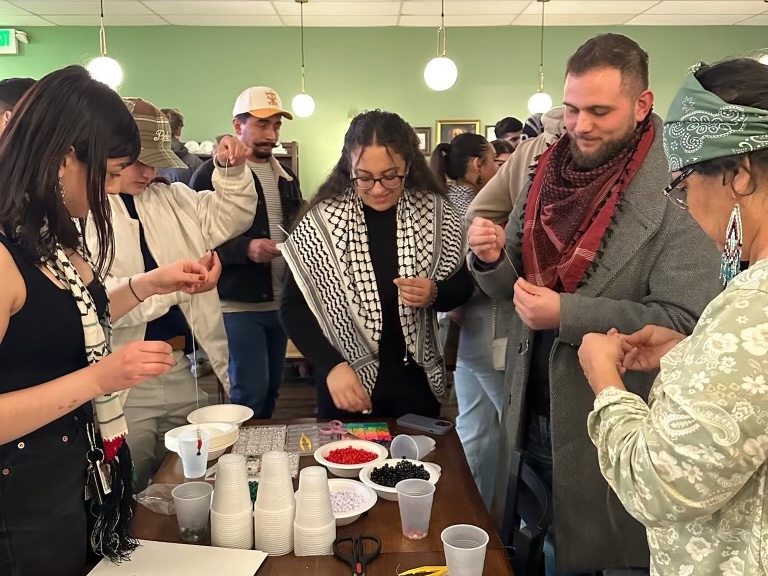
282, 189, 465, 399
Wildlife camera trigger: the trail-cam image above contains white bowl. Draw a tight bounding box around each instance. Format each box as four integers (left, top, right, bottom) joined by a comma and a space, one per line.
187, 404, 254, 427
165, 422, 239, 461
327, 478, 377, 526
313, 440, 389, 478
358, 458, 441, 502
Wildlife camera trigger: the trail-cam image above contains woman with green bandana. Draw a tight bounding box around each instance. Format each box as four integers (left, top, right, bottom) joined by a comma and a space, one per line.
578, 56, 768, 575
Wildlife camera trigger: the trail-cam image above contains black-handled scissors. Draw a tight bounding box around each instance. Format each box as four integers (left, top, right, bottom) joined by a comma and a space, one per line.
333, 534, 382, 576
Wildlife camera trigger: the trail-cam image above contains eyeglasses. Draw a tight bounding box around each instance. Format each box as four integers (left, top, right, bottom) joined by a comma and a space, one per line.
351, 174, 406, 191
662, 167, 694, 210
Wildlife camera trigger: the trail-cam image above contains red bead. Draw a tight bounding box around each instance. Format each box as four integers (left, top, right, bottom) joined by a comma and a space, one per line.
326, 447, 378, 465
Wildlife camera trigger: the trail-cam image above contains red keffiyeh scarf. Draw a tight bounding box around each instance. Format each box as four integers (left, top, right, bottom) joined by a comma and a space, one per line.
522, 117, 655, 293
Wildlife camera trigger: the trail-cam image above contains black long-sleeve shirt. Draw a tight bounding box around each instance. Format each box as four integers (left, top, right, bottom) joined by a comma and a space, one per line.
281, 203, 473, 419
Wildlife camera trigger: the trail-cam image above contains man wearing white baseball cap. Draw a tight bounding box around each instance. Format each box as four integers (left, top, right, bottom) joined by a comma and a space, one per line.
190, 86, 303, 418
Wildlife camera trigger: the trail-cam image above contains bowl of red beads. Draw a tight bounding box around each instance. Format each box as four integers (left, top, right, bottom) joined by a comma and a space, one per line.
314, 440, 389, 478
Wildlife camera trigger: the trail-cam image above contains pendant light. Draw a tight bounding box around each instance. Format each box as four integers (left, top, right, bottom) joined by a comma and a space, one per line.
527, 0, 552, 114
423, 0, 458, 92
291, 0, 316, 118
86, 0, 123, 89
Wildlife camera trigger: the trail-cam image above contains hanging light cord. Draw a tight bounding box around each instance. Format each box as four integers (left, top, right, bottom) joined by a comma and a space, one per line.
538, 0, 546, 92
98, 0, 108, 56
300, 1, 307, 94
436, 0, 447, 56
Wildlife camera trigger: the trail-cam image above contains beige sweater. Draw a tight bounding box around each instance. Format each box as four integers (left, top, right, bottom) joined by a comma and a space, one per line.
466, 107, 565, 226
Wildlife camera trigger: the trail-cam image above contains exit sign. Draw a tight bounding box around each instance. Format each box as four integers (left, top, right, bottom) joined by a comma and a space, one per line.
0, 29, 19, 55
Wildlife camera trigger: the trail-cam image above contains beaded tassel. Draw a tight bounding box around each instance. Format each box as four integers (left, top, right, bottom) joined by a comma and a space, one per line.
720, 204, 743, 286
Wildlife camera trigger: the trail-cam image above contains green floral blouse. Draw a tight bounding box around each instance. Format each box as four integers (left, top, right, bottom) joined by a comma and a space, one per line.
588, 259, 768, 576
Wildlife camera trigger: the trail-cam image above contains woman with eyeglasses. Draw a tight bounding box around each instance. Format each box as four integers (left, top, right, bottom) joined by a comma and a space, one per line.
280, 110, 474, 418
578, 57, 768, 574
430, 132, 507, 509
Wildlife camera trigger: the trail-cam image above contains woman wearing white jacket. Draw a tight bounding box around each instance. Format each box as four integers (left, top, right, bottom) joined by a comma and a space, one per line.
87, 98, 257, 488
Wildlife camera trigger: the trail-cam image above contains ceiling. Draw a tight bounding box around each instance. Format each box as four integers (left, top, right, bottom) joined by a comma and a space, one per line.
0, 0, 767, 27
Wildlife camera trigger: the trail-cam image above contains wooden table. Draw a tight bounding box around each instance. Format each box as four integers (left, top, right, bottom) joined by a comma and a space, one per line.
129, 419, 514, 576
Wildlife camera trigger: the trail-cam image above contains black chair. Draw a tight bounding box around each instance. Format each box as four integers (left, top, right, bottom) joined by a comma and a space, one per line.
500, 449, 553, 576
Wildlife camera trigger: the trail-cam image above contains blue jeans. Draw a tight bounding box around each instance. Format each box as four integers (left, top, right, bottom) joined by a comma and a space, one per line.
454, 295, 505, 509
223, 310, 287, 418
524, 414, 649, 576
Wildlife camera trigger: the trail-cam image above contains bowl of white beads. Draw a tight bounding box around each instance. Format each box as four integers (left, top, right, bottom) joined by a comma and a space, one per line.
328, 478, 378, 526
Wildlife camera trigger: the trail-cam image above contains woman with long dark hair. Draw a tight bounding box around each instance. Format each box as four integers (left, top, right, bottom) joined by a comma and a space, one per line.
0, 66, 213, 576
281, 110, 474, 418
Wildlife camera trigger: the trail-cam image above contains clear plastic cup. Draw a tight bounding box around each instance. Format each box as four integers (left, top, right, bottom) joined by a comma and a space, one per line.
396, 479, 435, 540
441, 524, 489, 576
178, 428, 211, 479
390, 435, 436, 460
171, 481, 213, 543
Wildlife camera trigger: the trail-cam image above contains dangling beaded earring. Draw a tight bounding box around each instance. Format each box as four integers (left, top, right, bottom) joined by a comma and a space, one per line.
476, 174, 483, 187
721, 204, 742, 285
58, 177, 66, 204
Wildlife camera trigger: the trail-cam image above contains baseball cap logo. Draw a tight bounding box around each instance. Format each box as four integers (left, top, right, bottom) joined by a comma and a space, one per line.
266, 91, 278, 107
154, 129, 171, 143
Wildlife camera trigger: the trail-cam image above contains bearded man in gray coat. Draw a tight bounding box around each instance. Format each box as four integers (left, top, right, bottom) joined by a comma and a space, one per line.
467, 34, 723, 575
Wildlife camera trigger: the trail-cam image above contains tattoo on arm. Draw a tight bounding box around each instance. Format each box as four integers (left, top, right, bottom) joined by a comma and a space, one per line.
57, 398, 80, 411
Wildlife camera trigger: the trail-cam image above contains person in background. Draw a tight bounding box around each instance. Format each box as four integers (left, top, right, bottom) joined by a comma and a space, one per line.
157, 107, 203, 185
0, 65, 214, 576
0, 76, 35, 134
190, 87, 303, 419
431, 132, 510, 509
494, 116, 523, 149
491, 139, 515, 167
467, 107, 565, 226
281, 110, 474, 419
87, 98, 257, 489
467, 34, 723, 575
521, 112, 544, 141
579, 57, 768, 576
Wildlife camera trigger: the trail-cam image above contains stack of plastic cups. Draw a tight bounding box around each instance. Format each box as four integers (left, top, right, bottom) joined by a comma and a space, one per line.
253, 451, 295, 555
293, 466, 337, 556
210, 453, 254, 549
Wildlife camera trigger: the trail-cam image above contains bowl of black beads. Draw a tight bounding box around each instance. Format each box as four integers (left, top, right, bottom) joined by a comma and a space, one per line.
359, 458, 442, 501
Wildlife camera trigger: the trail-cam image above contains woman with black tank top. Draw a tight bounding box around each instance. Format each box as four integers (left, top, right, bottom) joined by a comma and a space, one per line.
0, 66, 217, 576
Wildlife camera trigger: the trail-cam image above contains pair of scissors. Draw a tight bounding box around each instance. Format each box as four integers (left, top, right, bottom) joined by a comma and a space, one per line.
333, 534, 381, 575
319, 419, 346, 439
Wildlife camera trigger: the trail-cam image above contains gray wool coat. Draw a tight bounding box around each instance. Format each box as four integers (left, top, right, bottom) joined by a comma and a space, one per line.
471, 117, 724, 573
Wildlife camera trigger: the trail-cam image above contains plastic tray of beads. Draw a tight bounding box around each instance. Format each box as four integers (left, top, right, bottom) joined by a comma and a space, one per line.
229, 425, 300, 478
231, 425, 287, 456
284, 424, 339, 455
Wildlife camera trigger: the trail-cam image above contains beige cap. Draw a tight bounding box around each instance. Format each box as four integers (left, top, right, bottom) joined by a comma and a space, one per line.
232, 86, 293, 120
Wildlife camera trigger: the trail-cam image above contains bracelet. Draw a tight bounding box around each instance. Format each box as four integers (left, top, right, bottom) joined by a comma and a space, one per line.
128, 276, 145, 303
427, 279, 438, 307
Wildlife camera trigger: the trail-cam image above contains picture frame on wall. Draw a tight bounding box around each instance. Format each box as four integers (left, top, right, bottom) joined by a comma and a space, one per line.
413, 126, 432, 154
485, 125, 497, 142
436, 119, 481, 145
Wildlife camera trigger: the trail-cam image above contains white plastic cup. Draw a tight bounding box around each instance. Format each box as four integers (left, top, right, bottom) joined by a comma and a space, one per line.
441, 524, 489, 576
171, 482, 213, 543
396, 479, 435, 540
178, 428, 211, 479
390, 435, 436, 460
211, 454, 252, 515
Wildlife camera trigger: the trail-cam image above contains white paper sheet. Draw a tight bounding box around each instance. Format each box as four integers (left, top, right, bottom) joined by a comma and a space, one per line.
88, 540, 268, 576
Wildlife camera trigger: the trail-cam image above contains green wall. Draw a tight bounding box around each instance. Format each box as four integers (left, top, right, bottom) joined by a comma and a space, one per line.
0, 25, 765, 194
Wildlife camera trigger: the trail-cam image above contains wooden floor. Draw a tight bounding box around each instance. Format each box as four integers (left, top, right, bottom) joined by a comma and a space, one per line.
198, 361, 459, 419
